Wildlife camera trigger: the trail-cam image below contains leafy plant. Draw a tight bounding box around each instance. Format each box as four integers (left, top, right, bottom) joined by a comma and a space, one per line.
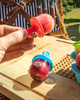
79, 25, 80, 34
62, 0, 80, 14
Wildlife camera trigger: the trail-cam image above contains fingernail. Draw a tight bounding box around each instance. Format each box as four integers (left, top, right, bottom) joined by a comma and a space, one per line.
23, 30, 28, 39
20, 50, 24, 55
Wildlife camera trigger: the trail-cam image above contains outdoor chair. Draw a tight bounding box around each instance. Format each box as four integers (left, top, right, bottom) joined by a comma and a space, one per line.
0, 0, 69, 39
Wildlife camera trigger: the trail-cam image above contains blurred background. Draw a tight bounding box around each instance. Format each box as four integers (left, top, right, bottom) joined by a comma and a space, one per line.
62, 0, 80, 41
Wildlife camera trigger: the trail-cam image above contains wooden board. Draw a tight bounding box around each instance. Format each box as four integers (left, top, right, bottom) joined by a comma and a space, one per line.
0, 74, 50, 100
53, 54, 76, 81
0, 36, 74, 69
0, 36, 80, 100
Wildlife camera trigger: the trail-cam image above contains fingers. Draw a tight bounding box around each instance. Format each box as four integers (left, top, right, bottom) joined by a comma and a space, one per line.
20, 36, 34, 43
2, 50, 24, 63
7, 42, 34, 52
0, 30, 28, 50
0, 25, 24, 37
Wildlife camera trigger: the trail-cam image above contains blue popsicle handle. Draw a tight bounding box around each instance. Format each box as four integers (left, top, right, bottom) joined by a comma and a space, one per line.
42, 51, 50, 58
71, 51, 76, 60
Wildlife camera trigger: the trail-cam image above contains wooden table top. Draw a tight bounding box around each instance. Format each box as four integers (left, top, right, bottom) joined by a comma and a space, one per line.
0, 36, 80, 100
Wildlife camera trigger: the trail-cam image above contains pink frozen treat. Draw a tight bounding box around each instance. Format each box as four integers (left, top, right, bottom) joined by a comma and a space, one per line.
29, 51, 53, 81
26, 14, 55, 37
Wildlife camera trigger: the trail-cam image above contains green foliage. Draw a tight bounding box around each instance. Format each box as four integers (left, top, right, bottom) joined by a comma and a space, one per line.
79, 25, 80, 34
67, 0, 74, 4
63, 7, 66, 14
62, 0, 68, 6
62, 0, 74, 14
62, 0, 80, 14
74, 0, 80, 7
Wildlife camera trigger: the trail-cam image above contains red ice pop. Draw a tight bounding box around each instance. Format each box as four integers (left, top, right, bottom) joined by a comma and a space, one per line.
30, 59, 50, 81
29, 51, 53, 81
27, 14, 54, 37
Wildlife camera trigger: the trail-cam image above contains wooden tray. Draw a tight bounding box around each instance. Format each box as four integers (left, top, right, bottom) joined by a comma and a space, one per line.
0, 36, 80, 100
53, 54, 76, 81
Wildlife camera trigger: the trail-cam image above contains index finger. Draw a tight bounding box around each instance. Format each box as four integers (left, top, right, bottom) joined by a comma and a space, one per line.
0, 25, 24, 37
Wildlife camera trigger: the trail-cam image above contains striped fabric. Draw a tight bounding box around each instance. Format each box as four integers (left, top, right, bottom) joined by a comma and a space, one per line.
0, 0, 60, 33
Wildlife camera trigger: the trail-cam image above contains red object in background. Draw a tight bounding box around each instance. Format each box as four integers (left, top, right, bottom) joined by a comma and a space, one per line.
76, 53, 80, 69
26, 14, 54, 38
29, 59, 50, 81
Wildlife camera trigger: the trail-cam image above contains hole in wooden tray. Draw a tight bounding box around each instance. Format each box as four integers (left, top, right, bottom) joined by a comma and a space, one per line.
34, 44, 36, 47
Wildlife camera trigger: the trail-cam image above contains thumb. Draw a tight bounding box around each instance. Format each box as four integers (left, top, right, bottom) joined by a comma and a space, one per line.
1, 30, 28, 49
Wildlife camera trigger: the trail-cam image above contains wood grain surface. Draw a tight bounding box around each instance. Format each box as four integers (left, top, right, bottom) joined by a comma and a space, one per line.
0, 36, 80, 100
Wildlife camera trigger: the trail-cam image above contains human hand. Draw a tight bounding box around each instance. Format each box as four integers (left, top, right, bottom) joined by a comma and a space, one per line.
0, 25, 34, 63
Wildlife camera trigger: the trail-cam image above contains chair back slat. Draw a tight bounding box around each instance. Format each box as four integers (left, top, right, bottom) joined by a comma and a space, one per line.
0, 0, 60, 32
